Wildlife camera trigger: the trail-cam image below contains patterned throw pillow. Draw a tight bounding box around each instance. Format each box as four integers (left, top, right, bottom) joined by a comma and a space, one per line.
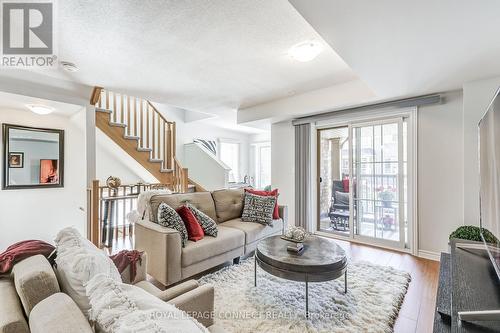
186, 203, 218, 237
241, 192, 276, 226
157, 203, 188, 247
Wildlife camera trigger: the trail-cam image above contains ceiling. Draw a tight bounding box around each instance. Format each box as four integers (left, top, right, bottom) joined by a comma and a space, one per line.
13, 0, 357, 133
289, 0, 500, 98
3, 1, 500, 129
0, 91, 83, 117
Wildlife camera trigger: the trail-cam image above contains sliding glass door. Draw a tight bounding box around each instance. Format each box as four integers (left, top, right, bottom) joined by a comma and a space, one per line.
351, 118, 407, 248
317, 116, 411, 251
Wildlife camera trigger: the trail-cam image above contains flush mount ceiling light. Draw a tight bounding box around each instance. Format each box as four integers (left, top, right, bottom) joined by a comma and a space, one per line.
26, 104, 55, 115
60, 61, 79, 72
288, 40, 324, 62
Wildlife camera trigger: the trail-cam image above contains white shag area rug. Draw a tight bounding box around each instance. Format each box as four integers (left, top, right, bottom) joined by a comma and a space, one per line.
198, 257, 410, 333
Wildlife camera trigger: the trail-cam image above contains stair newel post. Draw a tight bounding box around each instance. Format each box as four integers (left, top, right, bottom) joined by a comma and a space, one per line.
105, 90, 109, 110
182, 168, 189, 193
90, 179, 100, 247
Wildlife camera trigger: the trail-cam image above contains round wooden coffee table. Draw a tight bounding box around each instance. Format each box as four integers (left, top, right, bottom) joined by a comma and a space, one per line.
254, 235, 347, 318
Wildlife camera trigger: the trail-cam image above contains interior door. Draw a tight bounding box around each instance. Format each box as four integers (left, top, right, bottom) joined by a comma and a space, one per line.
350, 118, 406, 249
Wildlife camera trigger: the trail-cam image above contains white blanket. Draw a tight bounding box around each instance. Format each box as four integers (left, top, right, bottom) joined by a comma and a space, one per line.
126, 189, 172, 224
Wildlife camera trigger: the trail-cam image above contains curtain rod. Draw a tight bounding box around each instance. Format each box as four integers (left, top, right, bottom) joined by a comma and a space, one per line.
292, 94, 441, 125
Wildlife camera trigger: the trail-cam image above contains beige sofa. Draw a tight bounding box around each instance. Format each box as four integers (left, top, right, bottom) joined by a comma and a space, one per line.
135, 188, 288, 287
0, 253, 223, 333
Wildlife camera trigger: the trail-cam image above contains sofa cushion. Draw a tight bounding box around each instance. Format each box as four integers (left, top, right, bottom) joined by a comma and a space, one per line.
12, 254, 60, 316
158, 203, 189, 247
245, 188, 280, 219
241, 192, 276, 226
150, 192, 217, 223
221, 218, 283, 244
54, 227, 121, 317
29, 293, 93, 333
86, 274, 208, 333
211, 188, 245, 223
187, 203, 218, 237
0, 278, 29, 333
178, 205, 205, 241
182, 226, 244, 267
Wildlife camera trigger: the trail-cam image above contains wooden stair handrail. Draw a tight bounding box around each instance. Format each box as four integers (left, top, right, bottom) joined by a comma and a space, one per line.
147, 101, 174, 125
90, 86, 103, 105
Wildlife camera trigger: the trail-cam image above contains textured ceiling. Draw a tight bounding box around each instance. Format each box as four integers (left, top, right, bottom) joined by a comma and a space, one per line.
31, 0, 356, 119
290, 0, 500, 98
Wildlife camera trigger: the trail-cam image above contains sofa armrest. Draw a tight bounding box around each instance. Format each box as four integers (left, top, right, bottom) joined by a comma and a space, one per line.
278, 205, 288, 232
134, 279, 199, 302
0, 279, 29, 333
134, 220, 182, 286
12, 255, 60, 316
169, 284, 215, 328
29, 293, 93, 333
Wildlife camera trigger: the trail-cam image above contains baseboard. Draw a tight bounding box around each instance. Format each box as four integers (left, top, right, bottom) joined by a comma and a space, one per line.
418, 249, 441, 262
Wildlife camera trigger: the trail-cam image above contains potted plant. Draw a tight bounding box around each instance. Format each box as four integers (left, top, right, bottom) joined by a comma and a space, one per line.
376, 186, 395, 208
449, 225, 499, 244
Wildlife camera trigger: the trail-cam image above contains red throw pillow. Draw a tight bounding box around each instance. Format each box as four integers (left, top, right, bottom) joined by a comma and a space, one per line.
245, 188, 280, 219
342, 179, 350, 193
177, 206, 204, 241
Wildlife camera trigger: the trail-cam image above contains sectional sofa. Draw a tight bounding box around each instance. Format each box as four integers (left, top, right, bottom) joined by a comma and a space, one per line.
0, 253, 222, 332
135, 188, 288, 286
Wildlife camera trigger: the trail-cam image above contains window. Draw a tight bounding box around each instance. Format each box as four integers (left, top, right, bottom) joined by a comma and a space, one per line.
219, 141, 240, 183
257, 143, 271, 189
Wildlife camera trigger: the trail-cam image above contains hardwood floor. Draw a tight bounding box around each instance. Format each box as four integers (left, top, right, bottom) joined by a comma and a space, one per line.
333, 238, 440, 333
112, 235, 439, 333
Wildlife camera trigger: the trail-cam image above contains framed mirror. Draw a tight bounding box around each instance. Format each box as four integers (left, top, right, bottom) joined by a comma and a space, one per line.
2, 124, 64, 190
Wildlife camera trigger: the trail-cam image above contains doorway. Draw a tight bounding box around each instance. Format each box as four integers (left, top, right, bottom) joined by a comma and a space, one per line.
317, 115, 414, 251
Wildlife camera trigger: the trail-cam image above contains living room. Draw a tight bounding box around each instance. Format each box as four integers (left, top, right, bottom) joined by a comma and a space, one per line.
1, 1, 500, 332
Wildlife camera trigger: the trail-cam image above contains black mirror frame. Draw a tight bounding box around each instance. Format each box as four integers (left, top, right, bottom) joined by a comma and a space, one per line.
2, 123, 65, 190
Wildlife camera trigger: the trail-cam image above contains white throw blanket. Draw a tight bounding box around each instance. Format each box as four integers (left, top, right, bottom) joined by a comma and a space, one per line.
86, 273, 208, 333
126, 189, 172, 224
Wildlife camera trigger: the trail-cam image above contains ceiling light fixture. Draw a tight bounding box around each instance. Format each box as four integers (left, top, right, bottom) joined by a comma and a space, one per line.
288, 40, 323, 62
26, 104, 55, 115
60, 61, 79, 72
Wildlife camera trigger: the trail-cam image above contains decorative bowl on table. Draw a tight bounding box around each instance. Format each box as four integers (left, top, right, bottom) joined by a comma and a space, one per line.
281, 226, 309, 254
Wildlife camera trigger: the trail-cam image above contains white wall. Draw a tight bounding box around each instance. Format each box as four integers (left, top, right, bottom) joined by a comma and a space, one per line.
0, 109, 87, 250
462, 76, 500, 225
155, 104, 254, 182
184, 143, 230, 190
271, 121, 295, 225
417, 91, 464, 254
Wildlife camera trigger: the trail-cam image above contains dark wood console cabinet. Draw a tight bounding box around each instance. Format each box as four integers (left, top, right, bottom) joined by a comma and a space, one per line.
433, 240, 500, 333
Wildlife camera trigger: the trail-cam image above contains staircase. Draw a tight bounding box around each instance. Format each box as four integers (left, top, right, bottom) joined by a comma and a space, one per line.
90, 87, 192, 193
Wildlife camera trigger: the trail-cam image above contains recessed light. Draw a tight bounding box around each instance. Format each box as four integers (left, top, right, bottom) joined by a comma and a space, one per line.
288, 40, 323, 62
60, 61, 79, 72
26, 104, 55, 115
